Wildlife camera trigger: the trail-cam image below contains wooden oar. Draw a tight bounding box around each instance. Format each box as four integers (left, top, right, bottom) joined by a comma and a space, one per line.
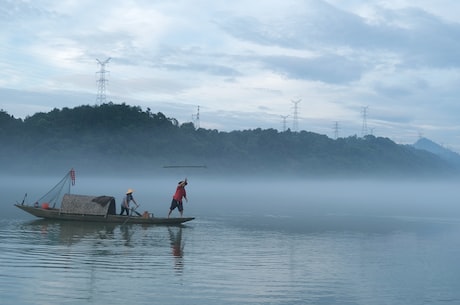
122, 205, 140, 225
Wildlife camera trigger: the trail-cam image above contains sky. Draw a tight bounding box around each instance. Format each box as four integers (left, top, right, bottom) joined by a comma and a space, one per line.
1, 0, 460, 152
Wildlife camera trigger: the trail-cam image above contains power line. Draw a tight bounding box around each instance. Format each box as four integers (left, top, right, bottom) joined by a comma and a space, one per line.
96, 57, 111, 104
333, 121, 339, 139
192, 105, 200, 129
418, 131, 424, 139
280, 115, 289, 132
361, 106, 369, 137
291, 99, 301, 132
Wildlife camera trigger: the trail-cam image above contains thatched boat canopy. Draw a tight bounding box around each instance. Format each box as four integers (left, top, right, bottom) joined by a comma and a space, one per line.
60, 194, 116, 216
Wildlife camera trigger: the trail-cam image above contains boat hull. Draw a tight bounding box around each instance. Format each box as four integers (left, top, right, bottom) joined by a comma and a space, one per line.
15, 204, 194, 225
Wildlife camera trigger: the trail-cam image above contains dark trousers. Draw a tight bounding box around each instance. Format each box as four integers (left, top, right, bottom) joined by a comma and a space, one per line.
120, 206, 130, 215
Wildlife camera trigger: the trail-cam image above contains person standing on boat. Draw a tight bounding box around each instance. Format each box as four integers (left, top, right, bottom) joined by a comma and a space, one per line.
120, 189, 139, 216
168, 179, 188, 218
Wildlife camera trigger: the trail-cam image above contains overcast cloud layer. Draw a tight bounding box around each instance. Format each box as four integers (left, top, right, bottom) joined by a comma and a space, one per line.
1, 0, 460, 151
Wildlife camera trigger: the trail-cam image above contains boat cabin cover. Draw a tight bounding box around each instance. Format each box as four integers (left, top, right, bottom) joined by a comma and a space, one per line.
60, 194, 116, 216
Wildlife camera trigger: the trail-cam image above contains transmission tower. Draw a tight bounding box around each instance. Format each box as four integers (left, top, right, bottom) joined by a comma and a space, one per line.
333, 121, 339, 139
96, 57, 111, 104
361, 106, 369, 137
291, 99, 301, 132
192, 105, 200, 129
418, 131, 424, 139
280, 115, 289, 132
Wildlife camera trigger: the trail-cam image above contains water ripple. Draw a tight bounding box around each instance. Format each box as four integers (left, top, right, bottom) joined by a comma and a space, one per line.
1, 216, 460, 305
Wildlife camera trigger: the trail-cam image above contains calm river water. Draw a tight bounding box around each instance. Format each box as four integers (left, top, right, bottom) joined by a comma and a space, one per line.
1, 175, 460, 304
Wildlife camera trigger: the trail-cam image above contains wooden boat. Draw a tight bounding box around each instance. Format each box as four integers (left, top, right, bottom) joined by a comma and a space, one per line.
14, 169, 194, 225
15, 203, 194, 225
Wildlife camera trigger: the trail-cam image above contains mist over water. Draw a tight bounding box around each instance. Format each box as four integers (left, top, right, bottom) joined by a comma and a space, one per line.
6, 173, 460, 232
3, 173, 460, 304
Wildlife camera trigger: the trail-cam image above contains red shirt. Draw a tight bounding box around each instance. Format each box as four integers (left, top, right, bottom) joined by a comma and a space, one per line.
173, 186, 186, 202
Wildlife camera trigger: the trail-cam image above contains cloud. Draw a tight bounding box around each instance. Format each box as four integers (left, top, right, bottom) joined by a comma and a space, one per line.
260, 54, 366, 83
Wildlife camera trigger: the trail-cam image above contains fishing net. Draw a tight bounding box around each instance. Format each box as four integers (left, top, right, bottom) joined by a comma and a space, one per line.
34, 169, 75, 208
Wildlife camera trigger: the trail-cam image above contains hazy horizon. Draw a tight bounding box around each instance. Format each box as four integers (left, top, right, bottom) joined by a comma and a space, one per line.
6, 173, 460, 228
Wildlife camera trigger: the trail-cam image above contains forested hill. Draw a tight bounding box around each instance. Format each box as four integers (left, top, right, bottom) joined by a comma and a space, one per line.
0, 103, 457, 177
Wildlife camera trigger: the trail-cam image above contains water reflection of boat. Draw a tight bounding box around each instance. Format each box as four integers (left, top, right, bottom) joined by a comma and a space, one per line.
19, 219, 191, 275
23, 219, 119, 245
14, 169, 194, 225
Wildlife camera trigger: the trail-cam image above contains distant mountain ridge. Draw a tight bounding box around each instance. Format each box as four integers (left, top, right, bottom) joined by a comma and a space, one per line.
413, 137, 460, 167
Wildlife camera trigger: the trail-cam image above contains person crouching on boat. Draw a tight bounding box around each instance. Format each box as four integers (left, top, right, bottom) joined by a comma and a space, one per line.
120, 189, 139, 216
168, 179, 188, 218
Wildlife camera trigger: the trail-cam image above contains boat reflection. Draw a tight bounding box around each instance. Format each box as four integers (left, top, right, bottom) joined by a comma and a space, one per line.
20, 219, 191, 273
22, 219, 118, 245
